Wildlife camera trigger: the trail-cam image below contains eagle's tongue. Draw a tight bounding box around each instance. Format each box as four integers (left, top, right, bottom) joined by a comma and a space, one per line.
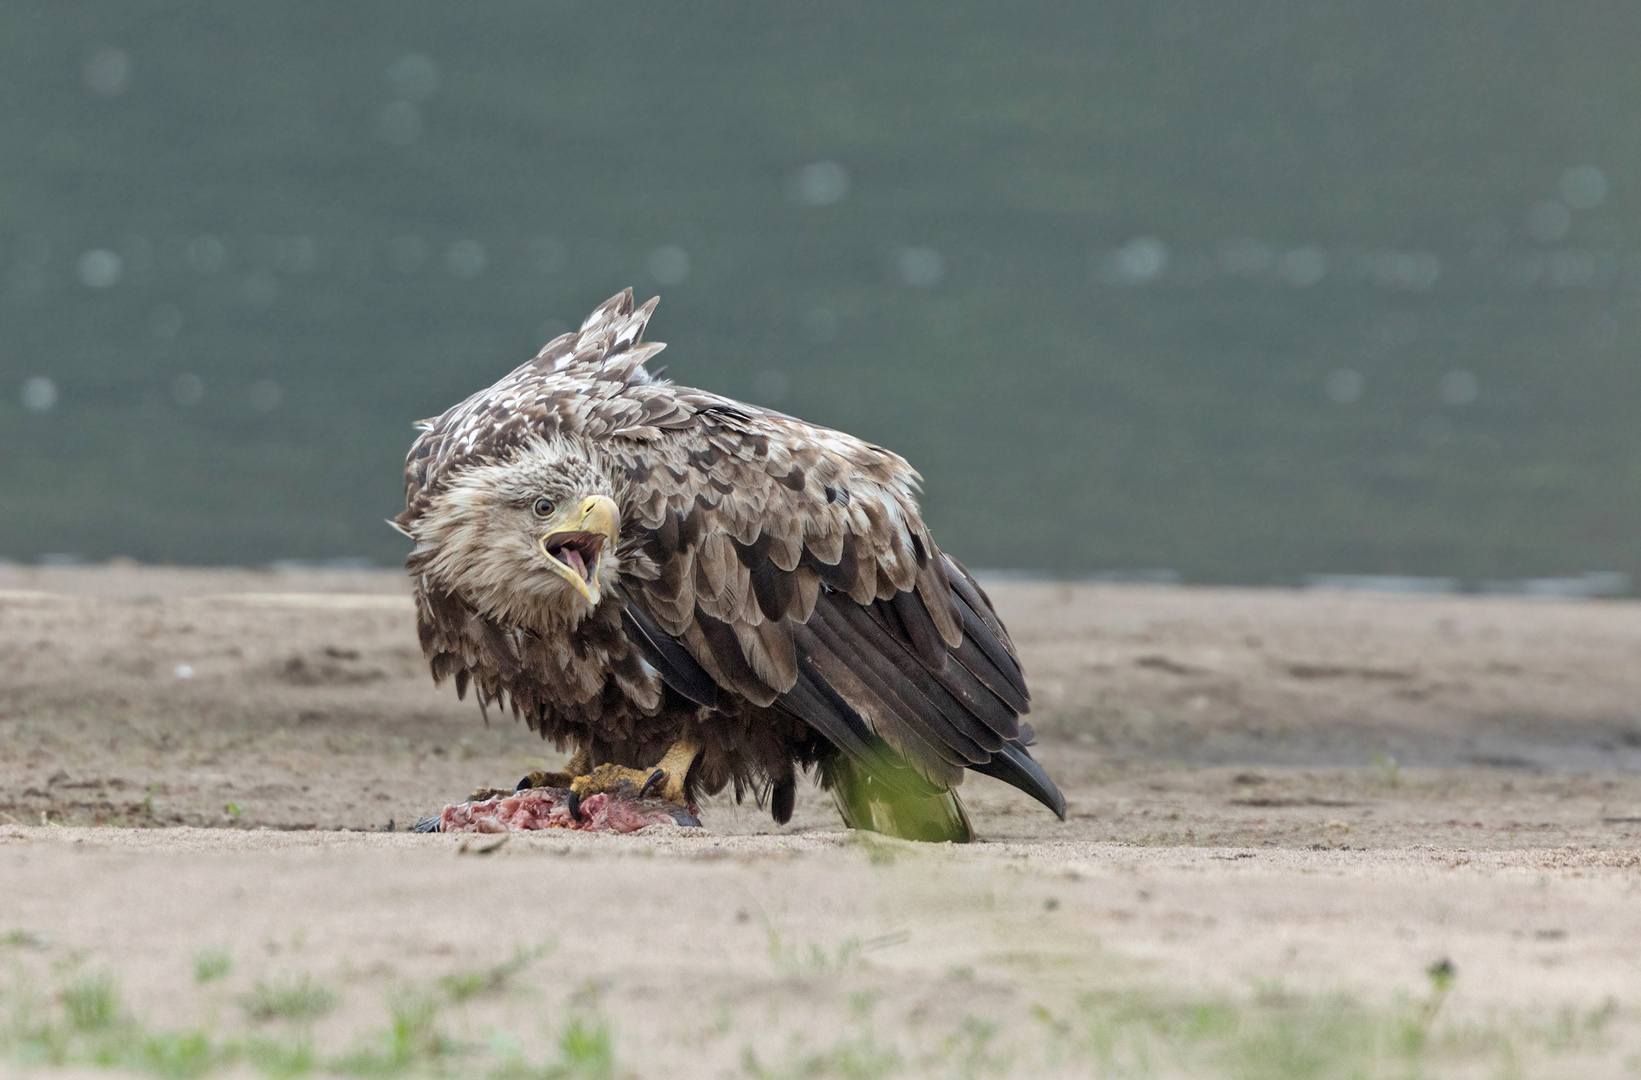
562, 547, 587, 581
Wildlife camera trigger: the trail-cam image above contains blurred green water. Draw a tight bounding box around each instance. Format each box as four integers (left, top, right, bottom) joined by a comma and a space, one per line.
2, 4, 1638, 586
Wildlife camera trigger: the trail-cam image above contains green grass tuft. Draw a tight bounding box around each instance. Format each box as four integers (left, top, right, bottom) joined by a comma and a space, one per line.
761, 912, 868, 977
239, 975, 338, 1023
556, 1015, 615, 1080
133, 1030, 217, 1080
62, 972, 120, 1032
439, 943, 550, 1003
742, 1028, 904, 1080
244, 1035, 316, 1079
193, 950, 233, 984
490, 1014, 617, 1080
330, 991, 453, 1077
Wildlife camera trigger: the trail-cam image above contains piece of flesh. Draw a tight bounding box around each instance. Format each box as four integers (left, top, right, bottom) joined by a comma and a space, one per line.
419, 785, 700, 834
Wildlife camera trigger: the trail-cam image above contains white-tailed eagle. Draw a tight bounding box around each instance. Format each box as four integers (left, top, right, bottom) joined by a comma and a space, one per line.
396, 290, 1063, 841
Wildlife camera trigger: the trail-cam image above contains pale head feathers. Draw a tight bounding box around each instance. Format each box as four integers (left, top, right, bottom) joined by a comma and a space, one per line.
409, 438, 618, 630
397, 288, 667, 528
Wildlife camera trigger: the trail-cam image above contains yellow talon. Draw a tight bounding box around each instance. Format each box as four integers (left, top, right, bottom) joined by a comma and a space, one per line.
512, 748, 592, 792
565, 739, 701, 805
649, 738, 701, 803
570, 763, 658, 798
517, 771, 571, 790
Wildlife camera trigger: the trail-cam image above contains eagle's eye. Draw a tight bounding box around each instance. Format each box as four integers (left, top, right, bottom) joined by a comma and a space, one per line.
532, 498, 556, 518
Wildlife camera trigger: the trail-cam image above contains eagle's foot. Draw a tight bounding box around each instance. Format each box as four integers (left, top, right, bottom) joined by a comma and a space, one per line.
515, 770, 574, 792
507, 747, 591, 798
569, 763, 663, 800
567, 738, 701, 806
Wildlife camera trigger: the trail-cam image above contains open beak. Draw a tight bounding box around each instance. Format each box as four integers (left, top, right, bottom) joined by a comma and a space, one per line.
540, 495, 620, 605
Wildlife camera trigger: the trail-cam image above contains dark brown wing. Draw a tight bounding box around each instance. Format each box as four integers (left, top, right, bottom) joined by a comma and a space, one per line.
610, 379, 1063, 818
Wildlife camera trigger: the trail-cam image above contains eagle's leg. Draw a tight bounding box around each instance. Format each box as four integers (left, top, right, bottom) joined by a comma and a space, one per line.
514, 745, 593, 793
568, 737, 700, 806
466, 746, 592, 802
648, 737, 701, 804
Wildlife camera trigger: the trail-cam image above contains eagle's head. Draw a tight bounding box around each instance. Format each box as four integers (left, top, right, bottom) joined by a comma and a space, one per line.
407, 439, 621, 627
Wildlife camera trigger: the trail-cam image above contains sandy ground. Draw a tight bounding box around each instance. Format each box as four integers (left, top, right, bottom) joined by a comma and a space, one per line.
3, 565, 1641, 1077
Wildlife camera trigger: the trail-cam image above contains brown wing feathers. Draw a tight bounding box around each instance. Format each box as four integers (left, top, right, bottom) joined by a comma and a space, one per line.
783, 654, 942, 796
577, 303, 1059, 815
618, 602, 718, 709
630, 504, 1059, 814
800, 604, 973, 770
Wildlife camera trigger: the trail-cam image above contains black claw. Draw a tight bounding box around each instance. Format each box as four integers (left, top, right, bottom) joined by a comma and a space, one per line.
565, 789, 581, 820
412, 816, 442, 834
516, 775, 533, 792
639, 769, 666, 799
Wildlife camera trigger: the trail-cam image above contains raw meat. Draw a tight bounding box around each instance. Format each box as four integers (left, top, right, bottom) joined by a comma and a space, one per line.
418, 786, 700, 834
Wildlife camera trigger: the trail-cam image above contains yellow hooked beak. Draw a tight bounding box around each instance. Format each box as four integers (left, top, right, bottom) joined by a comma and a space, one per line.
540, 495, 620, 606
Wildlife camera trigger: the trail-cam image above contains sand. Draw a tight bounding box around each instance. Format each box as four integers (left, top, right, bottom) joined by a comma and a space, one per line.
2, 565, 1640, 1077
